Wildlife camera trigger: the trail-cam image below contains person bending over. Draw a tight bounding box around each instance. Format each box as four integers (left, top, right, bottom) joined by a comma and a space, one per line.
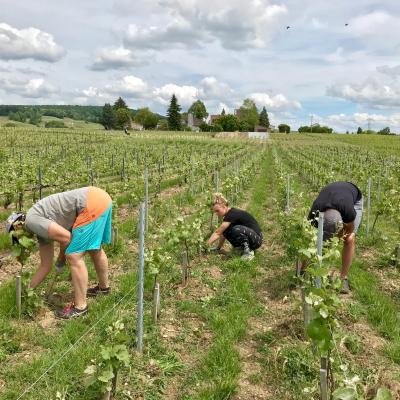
207, 193, 263, 261
6, 186, 113, 319
307, 181, 363, 294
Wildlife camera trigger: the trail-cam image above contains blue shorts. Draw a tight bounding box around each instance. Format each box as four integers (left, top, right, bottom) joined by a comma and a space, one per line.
66, 204, 112, 254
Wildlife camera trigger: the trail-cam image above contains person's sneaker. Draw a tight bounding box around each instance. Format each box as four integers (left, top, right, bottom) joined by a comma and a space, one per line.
241, 243, 255, 261
87, 285, 110, 297
56, 303, 88, 319
241, 250, 255, 261
340, 278, 350, 294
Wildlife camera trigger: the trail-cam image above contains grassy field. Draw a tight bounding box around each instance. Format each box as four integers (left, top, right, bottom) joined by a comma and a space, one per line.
0, 129, 399, 399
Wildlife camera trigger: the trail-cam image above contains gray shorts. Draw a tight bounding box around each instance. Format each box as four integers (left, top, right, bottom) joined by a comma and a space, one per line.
25, 208, 52, 245
354, 196, 363, 234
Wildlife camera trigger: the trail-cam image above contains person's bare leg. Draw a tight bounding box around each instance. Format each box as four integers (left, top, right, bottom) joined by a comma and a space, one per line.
66, 252, 88, 309
30, 243, 54, 288
341, 233, 355, 278
88, 248, 109, 289
47, 222, 71, 249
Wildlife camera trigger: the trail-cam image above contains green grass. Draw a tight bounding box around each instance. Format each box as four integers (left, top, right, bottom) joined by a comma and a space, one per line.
176, 151, 270, 399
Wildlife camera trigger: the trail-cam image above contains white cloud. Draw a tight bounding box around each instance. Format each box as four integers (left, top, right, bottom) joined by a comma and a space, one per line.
153, 83, 198, 106
327, 77, 400, 108
249, 92, 301, 111
124, 19, 204, 50
325, 112, 400, 132
90, 47, 147, 71
377, 65, 400, 78
105, 75, 149, 97
198, 76, 234, 99
216, 102, 230, 114
0, 23, 65, 62
324, 47, 346, 64
349, 11, 398, 38
0, 77, 58, 98
124, 0, 287, 51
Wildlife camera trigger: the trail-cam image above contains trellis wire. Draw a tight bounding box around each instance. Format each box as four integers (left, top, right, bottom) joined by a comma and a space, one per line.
16, 286, 136, 399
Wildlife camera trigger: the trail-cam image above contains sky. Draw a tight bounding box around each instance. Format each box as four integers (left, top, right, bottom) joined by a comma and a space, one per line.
0, 0, 400, 132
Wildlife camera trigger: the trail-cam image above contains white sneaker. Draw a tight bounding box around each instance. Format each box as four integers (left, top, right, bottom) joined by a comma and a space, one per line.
241, 250, 254, 261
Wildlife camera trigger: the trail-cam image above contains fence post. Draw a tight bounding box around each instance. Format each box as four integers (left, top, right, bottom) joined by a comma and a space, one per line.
377, 172, 381, 202
366, 177, 371, 235
111, 227, 118, 246
16, 275, 22, 318
320, 356, 328, 400
38, 165, 42, 200
137, 203, 145, 353
182, 249, 190, 285
145, 170, 149, 233
285, 175, 290, 212
122, 157, 126, 181
191, 160, 195, 195
316, 213, 328, 400
315, 212, 324, 289
152, 283, 160, 323
395, 244, 400, 268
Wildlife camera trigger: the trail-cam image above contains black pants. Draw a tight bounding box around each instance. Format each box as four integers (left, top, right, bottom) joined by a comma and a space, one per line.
223, 225, 263, 250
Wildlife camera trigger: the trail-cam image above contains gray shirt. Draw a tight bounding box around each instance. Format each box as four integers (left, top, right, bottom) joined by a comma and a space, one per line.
26, 187, 88, 240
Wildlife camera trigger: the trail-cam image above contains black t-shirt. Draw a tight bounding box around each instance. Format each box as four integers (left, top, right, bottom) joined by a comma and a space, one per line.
308, 181, 362, 224
223, 208, 262, 236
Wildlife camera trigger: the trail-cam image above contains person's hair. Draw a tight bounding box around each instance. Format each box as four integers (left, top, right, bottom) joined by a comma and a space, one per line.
212, 193, 229, 207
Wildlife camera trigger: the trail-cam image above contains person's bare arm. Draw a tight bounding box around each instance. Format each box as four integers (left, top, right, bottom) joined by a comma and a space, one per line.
338, 221, 355, 240
207, 221, 231, 246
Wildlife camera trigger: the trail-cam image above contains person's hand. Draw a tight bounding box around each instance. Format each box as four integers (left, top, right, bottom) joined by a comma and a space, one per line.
55, 259, 66, 274
209, 245, 221, 253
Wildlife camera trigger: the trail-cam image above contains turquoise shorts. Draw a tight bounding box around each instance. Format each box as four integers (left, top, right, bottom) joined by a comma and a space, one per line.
66, 204, 112, 254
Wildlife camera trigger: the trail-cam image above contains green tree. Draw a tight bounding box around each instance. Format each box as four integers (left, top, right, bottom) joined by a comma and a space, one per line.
238, 99, 258, 131
115, 108, 131, 130
135, 107, 159, 130
113, 97, 128, 111
100, 103, 116, 130
157, 119, 169, 131
221, 108, 226, 116
298, 124, 333, 133
45, 120, 66, 128
28, 109, 42, 125
378, 126, 391, 135
167, 94, 182, 131
188, 100, 208, 120
278, 123, 290, 133
214, 114, 240, 131
259, 106, 270, 128
356, 126, 363, 134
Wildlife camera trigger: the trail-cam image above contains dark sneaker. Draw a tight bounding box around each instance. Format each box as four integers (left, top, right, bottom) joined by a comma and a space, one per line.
340, 278, 350, 294
87, 285, 110, 297
56, 303, 88, 319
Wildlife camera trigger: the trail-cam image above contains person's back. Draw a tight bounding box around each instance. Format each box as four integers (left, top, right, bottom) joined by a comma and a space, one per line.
30, 187, 88, 231
223, 207, 262, 236
309, 182, 361, 224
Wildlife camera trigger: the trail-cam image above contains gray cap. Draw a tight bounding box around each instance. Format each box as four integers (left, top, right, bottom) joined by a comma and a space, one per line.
5, 212, 25, 234
323, 209, 342, 241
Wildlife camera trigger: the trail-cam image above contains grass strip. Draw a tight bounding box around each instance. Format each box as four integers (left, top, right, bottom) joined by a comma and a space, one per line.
179, 150, 270, 399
